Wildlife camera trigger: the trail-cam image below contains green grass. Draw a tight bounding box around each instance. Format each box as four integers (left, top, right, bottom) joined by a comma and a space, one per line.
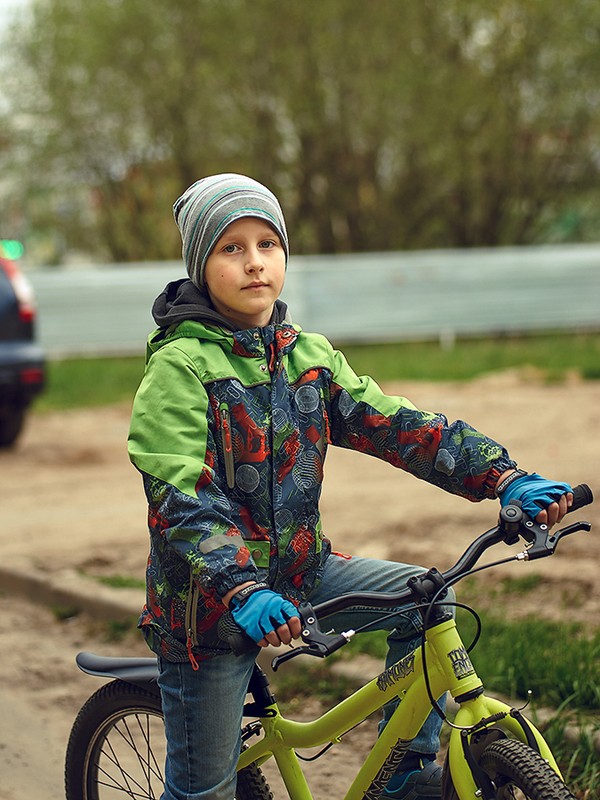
51, 604, 81, 621
36, 355, 145, 410
102, 617, 140, 642
271, 662, 357, 707
88, 573, 146, 590
460, 613, 600, 710
34, 331, 600, 411
545, 712, 600, 797
340, 331, 600, 383
496, 573, 544, 595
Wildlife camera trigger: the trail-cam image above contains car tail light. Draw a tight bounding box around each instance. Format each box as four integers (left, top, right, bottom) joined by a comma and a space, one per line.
0, 258, 36, 323
20, 367, 44, 385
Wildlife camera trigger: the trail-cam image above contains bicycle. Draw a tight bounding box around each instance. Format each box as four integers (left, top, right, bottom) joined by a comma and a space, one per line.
65, 484, 593, 799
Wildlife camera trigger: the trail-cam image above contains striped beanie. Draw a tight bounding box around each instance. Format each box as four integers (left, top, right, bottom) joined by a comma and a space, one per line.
173, 173, 289, 287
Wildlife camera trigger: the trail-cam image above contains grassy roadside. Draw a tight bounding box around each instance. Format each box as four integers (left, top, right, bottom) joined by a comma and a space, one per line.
35, 330, 600, 411
36, 355, 145, 410
340, 330, 600, 383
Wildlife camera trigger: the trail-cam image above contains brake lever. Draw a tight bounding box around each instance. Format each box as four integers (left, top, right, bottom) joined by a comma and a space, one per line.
271, 645, 315, 672
271, 603, 354, 672
270, 635, 352, 672
518, 520, 592, 561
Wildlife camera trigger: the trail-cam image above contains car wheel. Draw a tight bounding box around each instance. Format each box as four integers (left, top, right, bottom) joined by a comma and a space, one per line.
0, 406, 26, 447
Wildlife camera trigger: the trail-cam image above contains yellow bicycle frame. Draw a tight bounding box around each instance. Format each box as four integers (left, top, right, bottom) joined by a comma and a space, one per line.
237, 616, 562, 799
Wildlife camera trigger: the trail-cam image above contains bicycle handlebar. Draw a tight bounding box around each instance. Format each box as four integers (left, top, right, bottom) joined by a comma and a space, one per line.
570, 482, 594, 510
227, 483, 593, 659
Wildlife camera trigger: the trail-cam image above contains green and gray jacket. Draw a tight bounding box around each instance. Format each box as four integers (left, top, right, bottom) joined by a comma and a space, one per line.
128, 280, 515, 664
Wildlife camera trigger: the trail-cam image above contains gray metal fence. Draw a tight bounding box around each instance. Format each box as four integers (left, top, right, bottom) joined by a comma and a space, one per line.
27, 243, 600, 357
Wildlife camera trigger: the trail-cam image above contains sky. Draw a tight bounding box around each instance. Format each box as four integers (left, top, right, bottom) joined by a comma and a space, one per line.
0, 0, 28, 32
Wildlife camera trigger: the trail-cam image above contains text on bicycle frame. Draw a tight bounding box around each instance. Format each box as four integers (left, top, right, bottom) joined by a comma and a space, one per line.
376, 652, 416, 692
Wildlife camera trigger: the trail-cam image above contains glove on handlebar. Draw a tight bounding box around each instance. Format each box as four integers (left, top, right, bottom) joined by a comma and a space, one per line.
499, 472, 572, 520
230, 588, 298, 643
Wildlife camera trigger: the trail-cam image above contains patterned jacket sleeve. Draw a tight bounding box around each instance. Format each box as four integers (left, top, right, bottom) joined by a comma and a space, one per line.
128, 343, 258, 597
326, 345, 516, 501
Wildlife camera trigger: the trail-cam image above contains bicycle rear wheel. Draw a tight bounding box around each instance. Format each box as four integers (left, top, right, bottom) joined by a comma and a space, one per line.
65, 679, 273, 800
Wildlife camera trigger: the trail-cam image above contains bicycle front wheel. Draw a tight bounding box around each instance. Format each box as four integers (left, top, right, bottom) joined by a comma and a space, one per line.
65, 679, 273, 800
478, 738, 576, 799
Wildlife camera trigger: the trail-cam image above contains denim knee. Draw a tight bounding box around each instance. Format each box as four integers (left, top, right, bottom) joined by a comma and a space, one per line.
158, 653, 255, 800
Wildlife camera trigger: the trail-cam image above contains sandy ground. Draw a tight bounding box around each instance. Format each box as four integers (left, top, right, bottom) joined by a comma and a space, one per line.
1, 371, 599, 799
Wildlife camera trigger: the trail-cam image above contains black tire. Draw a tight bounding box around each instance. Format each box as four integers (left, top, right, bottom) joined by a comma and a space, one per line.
65, 679, 273, 800
0, 405, 25, 447
236, 758, 274, 800
478, 738, 576, 799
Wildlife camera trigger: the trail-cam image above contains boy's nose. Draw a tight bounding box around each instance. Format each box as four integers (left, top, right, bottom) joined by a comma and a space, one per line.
245, 248, 265, 270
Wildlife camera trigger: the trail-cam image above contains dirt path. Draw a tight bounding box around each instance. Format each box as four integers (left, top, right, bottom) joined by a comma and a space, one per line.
1, 372, 599, 798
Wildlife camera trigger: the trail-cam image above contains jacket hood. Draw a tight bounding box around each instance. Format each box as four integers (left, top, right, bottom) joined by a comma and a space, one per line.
152, 278, 289, 333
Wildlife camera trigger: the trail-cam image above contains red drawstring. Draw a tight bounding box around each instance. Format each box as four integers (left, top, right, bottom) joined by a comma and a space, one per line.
268, 343, 276, 373
187, 635, 200, 671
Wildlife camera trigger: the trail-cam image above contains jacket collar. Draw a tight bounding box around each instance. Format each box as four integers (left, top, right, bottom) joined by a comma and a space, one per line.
147, 317, 299, 360
232, 324, 299, 358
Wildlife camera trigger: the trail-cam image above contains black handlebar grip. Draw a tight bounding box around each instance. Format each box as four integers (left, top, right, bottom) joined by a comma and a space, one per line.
228, 629, 260, 657
570, 483, 594, 512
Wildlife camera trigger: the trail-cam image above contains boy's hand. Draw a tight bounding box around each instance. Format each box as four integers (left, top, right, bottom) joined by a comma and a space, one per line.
497, 471, 573, 527
229, 585, 301, 647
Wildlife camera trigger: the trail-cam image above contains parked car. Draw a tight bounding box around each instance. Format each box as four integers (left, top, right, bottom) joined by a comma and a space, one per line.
0, 244, 45, 447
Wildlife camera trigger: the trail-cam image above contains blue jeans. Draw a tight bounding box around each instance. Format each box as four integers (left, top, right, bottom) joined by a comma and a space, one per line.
158, 554, 453, 800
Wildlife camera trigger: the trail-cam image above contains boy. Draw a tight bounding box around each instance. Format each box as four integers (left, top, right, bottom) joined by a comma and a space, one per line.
128, 173, 571, 800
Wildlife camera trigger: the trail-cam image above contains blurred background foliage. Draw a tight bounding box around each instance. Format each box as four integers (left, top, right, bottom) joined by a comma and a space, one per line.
1, 0, 599, 265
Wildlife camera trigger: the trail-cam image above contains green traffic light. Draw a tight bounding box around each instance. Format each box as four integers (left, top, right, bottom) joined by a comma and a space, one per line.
0, 240, 25, 260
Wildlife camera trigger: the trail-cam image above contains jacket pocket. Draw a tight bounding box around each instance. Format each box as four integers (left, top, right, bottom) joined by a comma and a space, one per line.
219, 402, 236, 489
243, 539, 270, 569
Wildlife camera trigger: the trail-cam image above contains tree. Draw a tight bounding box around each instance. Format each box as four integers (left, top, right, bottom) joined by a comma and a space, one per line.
1, 0, 599, 263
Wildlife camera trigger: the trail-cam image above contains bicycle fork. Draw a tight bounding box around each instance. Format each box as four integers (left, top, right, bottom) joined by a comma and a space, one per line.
447, 693, 562, 799
413, 618, 564, 800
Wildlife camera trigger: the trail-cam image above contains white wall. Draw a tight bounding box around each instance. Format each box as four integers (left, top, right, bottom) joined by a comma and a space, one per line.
28, 243, 600, 357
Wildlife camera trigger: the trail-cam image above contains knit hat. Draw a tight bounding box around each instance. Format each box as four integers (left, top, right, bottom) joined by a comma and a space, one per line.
173, 173, 289, 287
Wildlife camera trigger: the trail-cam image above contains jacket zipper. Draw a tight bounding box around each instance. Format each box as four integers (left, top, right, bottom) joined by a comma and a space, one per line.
185, 571, 200, 671
220, 403, 236, 490
319, 390, 331, 455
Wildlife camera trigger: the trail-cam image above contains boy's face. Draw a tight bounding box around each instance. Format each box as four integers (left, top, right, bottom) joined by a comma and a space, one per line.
203, 217, 286, 329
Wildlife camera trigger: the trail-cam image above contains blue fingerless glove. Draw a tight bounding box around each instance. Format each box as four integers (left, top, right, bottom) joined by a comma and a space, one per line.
230, 586, 297, 643
499, 472, 572, 520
